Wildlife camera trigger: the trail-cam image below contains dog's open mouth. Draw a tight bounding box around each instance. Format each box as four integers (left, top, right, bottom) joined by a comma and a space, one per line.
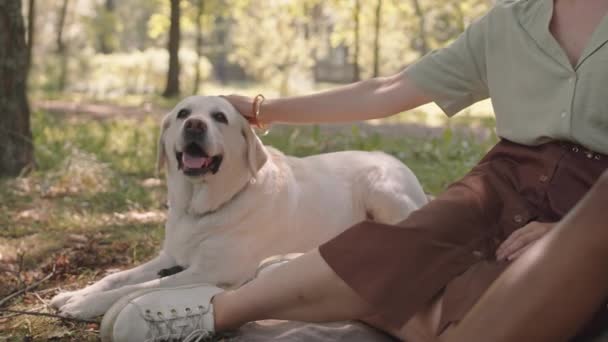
176, 143, 223, 176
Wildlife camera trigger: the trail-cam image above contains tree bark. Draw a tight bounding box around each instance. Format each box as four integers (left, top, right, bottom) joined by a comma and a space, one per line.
26, 0, 35, 71
56, 0, 69, 91
352, 0, 361, 82
193, 0, 204, 94
0, 0, 33, 177
372, 0, 382, 77
163, 0, 181, 98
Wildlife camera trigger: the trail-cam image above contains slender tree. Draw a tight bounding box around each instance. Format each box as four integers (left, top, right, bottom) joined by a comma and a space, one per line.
98, 0, 116, 54
163, 0, 181, 98
372, 0, 382, 77
193, 0, 204, 94
0, 0, 33, 176
26, 0, 35, 71
352, 0, 361, 82
56, 0, 69, 91
411, 0, 429, 56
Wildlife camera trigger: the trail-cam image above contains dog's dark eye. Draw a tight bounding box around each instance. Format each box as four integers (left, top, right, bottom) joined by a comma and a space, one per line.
212, 111, 228, 124
177, 108, 191, 119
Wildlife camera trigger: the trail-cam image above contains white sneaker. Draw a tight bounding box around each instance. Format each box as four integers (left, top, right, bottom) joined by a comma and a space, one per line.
100, 284, 224, 342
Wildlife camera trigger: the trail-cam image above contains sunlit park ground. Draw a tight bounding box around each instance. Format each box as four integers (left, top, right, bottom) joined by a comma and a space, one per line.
1, 80, 498, 340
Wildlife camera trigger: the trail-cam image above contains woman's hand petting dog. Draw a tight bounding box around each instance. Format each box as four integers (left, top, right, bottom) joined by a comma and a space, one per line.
221, 95, 257, 124
496, 221, 556, 261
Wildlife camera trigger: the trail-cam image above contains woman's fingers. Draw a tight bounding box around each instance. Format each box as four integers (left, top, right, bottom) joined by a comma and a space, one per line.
506, 243, 533, 261
497, 230, 539, 261
222, 94, 256, 120
496, 226, 531, 260
496, 222, 554, 261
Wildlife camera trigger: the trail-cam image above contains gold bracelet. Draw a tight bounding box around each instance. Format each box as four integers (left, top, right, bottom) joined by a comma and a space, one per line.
252, 94, 268, 132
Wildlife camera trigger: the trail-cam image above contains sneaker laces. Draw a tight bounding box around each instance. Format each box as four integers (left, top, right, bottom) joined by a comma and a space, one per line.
143, 305, 213, 342
183, 329, 212, 342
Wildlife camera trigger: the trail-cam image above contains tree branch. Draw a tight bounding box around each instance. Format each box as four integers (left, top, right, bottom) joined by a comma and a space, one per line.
0, 266, 55, 308
0, 309, 99, 324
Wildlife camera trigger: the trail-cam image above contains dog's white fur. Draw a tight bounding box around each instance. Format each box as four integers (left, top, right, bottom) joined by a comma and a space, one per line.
50, 95, 428, 319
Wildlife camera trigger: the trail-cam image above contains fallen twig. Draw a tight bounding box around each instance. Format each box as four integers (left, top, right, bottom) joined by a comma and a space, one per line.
33, 292, 52, 312
35, 286, 60, 295
0, 305, 45, 319
0, 309, 99, 324
0, 266, 55, 308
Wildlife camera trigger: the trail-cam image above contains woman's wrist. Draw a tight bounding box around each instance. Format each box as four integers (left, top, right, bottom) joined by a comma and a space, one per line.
259, 98, 278, 125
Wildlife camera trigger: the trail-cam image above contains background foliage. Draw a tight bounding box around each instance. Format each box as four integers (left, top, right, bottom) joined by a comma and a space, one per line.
28, 0, 494, 96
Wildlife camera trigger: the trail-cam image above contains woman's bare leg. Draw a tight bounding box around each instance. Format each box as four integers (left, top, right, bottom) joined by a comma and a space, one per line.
444, 173, 608, 342
214, 249, 441, 341
212, 249, 374, 331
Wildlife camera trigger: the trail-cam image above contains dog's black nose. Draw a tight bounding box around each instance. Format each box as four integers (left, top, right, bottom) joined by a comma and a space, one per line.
184, 118, 207, 137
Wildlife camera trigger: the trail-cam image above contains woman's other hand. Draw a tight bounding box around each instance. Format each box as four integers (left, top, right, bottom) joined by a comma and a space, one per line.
496, 221, 556, 261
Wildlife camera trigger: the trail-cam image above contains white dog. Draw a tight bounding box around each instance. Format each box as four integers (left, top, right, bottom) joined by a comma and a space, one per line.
50, 95, 428, 319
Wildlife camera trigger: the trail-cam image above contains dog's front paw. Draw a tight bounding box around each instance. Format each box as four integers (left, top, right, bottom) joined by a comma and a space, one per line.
50, 290, 83, 309
57, 293, 108, 320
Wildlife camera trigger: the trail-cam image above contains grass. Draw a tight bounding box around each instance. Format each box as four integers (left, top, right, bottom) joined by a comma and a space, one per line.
0, 106, 497, 341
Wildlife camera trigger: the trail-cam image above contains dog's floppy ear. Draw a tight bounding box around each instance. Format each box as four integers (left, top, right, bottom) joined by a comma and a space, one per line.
156, 115, 171, 176
242, 126, 268, 178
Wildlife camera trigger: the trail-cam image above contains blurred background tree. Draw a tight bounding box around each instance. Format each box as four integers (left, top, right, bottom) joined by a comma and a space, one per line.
0, 0, 33, 176
21, 0, 492, 99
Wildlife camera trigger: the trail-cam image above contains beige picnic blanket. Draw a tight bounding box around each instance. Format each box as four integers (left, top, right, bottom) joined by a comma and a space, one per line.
227, 320, 608, 341
229, 320, 397, 341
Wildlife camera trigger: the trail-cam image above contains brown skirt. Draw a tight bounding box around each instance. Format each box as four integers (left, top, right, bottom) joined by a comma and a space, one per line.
319, 139, 608, 337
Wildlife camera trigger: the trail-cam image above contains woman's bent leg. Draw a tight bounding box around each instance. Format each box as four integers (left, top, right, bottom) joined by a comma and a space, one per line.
213, 249, 374, 331
444, 173, 608, 342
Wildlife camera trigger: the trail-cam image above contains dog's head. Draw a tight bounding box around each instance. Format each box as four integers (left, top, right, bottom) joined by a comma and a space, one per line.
157, 96, 268, 182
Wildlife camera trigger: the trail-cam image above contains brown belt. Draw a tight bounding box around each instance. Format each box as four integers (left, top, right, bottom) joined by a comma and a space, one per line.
559, 141, 604, 161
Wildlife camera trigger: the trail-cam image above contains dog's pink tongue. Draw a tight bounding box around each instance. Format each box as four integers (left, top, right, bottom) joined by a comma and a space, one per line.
182, 153, 207, 169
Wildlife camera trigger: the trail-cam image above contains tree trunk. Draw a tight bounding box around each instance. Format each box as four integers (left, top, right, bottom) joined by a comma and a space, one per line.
0, 0, 33, 177
454, 3, 466, 33
372, 0, 382, 77
56, 0, 69, 92
163, 0, 181, 98
411, 0, 429, 56
214, 15, 227, 84
352, 0, 361, 82
99, 0, 115, 54
193, 0, 204, 94
26, 0, 35, 71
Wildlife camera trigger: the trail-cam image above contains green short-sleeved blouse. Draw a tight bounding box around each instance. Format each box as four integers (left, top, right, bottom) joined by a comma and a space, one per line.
405, 0, 608, 154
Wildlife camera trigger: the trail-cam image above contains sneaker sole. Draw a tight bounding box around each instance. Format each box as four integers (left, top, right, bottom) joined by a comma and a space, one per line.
99, 283, 218, 342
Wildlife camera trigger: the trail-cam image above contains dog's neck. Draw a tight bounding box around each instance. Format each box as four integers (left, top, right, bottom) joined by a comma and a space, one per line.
167, 163, 259, 217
